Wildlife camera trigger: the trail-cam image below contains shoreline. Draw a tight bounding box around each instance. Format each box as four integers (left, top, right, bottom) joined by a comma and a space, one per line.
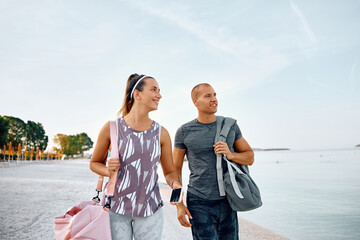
0, 160, 288, 240
158, 182, 288, 240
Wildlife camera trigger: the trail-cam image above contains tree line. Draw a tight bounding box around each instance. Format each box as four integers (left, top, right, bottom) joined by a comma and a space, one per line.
53, 133, 93, 157
0, 115, 93, 158
0, 115, 48, 150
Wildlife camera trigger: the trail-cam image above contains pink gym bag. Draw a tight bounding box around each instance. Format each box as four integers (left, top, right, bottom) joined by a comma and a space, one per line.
54, 121, 119, 240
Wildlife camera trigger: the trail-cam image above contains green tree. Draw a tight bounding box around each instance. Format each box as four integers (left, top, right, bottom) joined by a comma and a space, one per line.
3, 116, 26, 147
54, 132, 93, 157
25, 121, 48, 150
3, 116, 48, 150
68, 135, 78, 157
54, 134, 70, 156
78, 133, 93, 155
0, 116, 10, 146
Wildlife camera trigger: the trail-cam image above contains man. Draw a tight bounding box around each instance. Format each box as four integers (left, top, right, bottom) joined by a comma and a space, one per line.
173, 83, 254, 240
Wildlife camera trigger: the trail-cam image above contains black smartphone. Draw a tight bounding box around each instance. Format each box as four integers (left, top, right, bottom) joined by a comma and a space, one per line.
170, 188, 183, 203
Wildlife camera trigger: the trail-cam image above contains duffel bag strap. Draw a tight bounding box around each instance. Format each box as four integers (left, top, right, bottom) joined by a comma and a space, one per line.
103, 120, 119, 209
106, 120, 119, 197
225, 157, 245, 199
215, 116, 226, 196
93, 120, 118, 203
215, 116, 237, 197
93, 175, 105, 202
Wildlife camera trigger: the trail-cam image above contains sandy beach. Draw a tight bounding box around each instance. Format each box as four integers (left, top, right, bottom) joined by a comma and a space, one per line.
158, 183, 287, 240
0, 159, 287, 240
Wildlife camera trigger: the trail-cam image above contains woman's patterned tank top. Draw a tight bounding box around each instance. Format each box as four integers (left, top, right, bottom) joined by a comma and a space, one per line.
110, 117, 163, 217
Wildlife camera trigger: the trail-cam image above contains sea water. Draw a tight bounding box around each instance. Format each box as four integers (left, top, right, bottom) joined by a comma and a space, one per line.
159, 148, 360, 239
239, 148, 360, 240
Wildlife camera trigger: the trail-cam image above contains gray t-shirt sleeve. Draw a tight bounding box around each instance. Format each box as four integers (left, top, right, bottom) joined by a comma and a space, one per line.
174, 126, 186, 149
233, 122, 242, 142
224, 122, 243, 153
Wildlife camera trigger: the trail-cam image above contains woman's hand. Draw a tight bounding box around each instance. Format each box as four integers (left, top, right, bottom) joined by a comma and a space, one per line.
107, 157, 120, 176
169, 180, 183, 207
172, 179, 182, 189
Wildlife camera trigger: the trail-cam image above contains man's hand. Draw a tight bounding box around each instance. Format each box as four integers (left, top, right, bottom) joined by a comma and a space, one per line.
176, 202, 192, 227
213, 141, 233, 159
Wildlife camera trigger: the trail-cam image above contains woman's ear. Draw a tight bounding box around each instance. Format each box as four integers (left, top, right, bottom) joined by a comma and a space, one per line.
133, 89, 141, 101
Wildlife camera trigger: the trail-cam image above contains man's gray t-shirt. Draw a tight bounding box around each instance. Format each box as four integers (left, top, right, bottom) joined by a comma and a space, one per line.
175, 118, 242, 200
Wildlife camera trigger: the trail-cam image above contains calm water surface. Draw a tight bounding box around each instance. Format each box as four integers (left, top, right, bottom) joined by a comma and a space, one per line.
159, 148, 360, 239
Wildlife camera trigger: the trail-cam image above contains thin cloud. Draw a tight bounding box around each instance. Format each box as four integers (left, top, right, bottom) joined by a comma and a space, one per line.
134, 2, 231, 53
307, 76, 334, 92
291, 1, 317, 44
134, 1, 291, 92
349, 58, 359, 95
134, 1, 279, 58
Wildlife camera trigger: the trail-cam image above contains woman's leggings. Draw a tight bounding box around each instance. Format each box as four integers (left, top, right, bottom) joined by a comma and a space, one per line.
109, 208, 164, 240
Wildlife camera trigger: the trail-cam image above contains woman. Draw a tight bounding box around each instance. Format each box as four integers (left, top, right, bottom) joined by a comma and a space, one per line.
90, 74, 181, 240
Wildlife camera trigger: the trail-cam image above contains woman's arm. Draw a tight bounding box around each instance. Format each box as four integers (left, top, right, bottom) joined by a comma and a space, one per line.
173, 146, 192, 227
90, 121, 119, 177
160, 126, 182, 189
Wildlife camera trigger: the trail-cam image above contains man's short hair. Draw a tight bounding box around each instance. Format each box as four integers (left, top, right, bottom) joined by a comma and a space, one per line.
191, 83, 212, 99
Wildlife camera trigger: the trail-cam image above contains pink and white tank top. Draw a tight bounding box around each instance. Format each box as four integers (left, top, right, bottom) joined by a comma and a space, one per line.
110, 117, 163, 217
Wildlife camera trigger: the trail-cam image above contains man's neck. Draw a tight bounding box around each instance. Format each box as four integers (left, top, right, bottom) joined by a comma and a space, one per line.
197, 113, 216, 124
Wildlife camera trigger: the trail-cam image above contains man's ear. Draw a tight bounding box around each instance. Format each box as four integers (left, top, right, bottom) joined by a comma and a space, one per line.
192, 97, 197, 105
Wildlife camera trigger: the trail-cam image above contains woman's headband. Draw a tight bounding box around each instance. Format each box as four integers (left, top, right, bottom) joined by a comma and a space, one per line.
130, 75, 149, 99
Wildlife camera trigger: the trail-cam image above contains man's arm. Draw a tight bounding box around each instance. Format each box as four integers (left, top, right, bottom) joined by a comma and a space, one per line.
173, 147, 192, 227
213, 137, 254, 165
173, 147, 186, 184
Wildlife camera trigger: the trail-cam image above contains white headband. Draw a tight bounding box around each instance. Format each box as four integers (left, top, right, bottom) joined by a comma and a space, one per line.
130, 75, 149, 99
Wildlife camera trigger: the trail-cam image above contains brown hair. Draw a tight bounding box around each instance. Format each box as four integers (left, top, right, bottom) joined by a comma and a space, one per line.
118, 74, 153, 116
191, 83, 212, 100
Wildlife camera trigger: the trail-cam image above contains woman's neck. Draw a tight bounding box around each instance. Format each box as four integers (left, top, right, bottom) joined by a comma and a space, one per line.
124, 108, 152, 131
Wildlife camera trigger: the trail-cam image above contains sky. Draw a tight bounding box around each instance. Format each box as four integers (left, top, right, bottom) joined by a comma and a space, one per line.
1, 0, 359, 151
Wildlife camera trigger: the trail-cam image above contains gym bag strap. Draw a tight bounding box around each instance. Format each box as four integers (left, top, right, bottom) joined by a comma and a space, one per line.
215, 116, 236, 196
215, 116, 262, 211
93, 120, 119, 204
104, 120, 119, 202
215, 116, 225, 196
54, 120, 119, 240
